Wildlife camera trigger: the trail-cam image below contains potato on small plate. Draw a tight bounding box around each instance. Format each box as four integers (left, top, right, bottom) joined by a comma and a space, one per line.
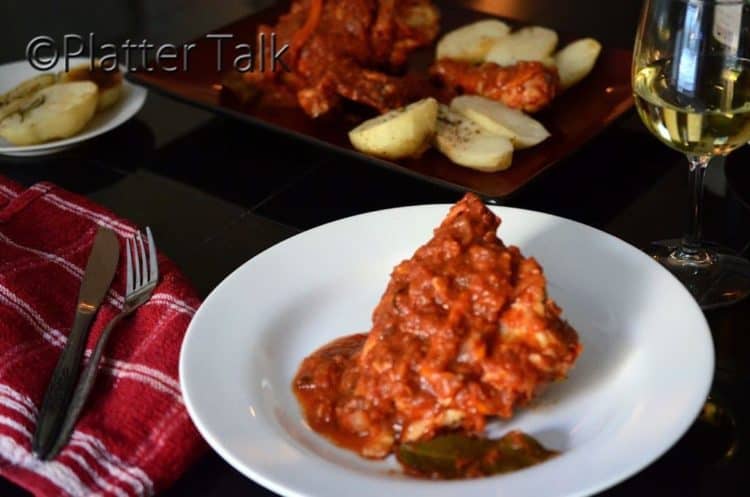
435, 105, 513, 172
0, 82, 98, 146
0, 57, 147, 156
451, 95, 550, 149
436, 20, 511, 63
555, 38, 602, 90
349, 97, 438, 159
485, 26, 558, 66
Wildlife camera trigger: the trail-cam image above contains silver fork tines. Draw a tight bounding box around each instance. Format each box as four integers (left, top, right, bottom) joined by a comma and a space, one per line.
126, 228, 157, 296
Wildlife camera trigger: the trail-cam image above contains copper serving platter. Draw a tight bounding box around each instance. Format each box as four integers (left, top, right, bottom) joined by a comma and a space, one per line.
129, 0, 634, 200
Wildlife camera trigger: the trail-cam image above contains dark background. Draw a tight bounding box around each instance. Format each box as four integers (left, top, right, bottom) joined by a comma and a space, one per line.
1, 0, 749, 495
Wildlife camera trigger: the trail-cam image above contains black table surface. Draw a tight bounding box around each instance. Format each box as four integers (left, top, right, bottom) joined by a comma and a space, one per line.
1, 1, 749, 495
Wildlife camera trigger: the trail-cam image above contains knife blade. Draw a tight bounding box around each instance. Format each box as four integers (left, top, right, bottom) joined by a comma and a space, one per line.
32, 226, 120, 458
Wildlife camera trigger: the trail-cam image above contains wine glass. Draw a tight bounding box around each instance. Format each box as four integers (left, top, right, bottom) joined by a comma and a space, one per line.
633, 0, 750, 308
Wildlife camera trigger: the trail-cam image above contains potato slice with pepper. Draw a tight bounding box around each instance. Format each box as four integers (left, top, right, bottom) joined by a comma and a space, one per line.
451, 95, 550, 149
349, 97, 438, 159
435, 104, 513, 172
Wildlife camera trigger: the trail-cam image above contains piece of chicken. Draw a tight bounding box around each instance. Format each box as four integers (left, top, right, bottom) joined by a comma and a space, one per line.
349, 193, 580, 456
247, 0, 440, 117
430, 59, 560, 113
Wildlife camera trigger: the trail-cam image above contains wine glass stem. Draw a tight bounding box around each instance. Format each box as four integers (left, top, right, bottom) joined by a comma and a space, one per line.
678, 155, 711, 261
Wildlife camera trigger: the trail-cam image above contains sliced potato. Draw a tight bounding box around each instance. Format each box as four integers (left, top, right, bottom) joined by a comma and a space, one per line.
349, 97, 438, 159
451, 95, 550, 149
435, 104, 513, 172
485, 26, 558, 66
555, 38, 602, 90
436, 19, 511, 63
0, 81, 97, 146
60, 62, 124, 111
0, 74, 57, 107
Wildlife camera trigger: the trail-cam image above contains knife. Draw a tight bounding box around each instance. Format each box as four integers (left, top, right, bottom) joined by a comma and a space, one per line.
32, 227, 120, 459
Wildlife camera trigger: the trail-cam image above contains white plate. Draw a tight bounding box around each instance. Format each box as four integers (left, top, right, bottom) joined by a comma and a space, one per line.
180, 205, 714, 497
0, 57, 147, 156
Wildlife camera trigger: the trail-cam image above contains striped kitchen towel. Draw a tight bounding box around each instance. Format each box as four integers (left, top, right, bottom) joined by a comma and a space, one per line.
0, 176, 206, 496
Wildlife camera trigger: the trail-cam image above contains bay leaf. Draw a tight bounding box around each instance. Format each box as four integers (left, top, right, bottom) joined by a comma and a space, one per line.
397, 430, 557, 479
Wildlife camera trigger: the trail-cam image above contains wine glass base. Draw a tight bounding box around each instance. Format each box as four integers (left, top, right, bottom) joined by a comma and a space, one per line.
648, 240, 750, 309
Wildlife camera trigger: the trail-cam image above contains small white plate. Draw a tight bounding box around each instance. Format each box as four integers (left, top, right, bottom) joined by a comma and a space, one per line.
0, 57, 147, 156
180, 205, 714, 497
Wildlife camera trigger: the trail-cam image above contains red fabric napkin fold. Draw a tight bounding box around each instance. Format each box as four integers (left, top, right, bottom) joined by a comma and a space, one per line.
0, 176, 206, 497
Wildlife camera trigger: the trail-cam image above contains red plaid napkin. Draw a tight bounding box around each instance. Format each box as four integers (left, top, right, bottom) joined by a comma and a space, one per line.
0, 176, 206, 496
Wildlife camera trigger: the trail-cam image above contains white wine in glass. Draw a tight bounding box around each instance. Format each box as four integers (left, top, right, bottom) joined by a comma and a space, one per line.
634, 57, 750, 156
633, 0, 750, 308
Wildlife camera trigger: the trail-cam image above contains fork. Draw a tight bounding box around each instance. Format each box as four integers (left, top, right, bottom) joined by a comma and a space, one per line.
42, 228, 159, 460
